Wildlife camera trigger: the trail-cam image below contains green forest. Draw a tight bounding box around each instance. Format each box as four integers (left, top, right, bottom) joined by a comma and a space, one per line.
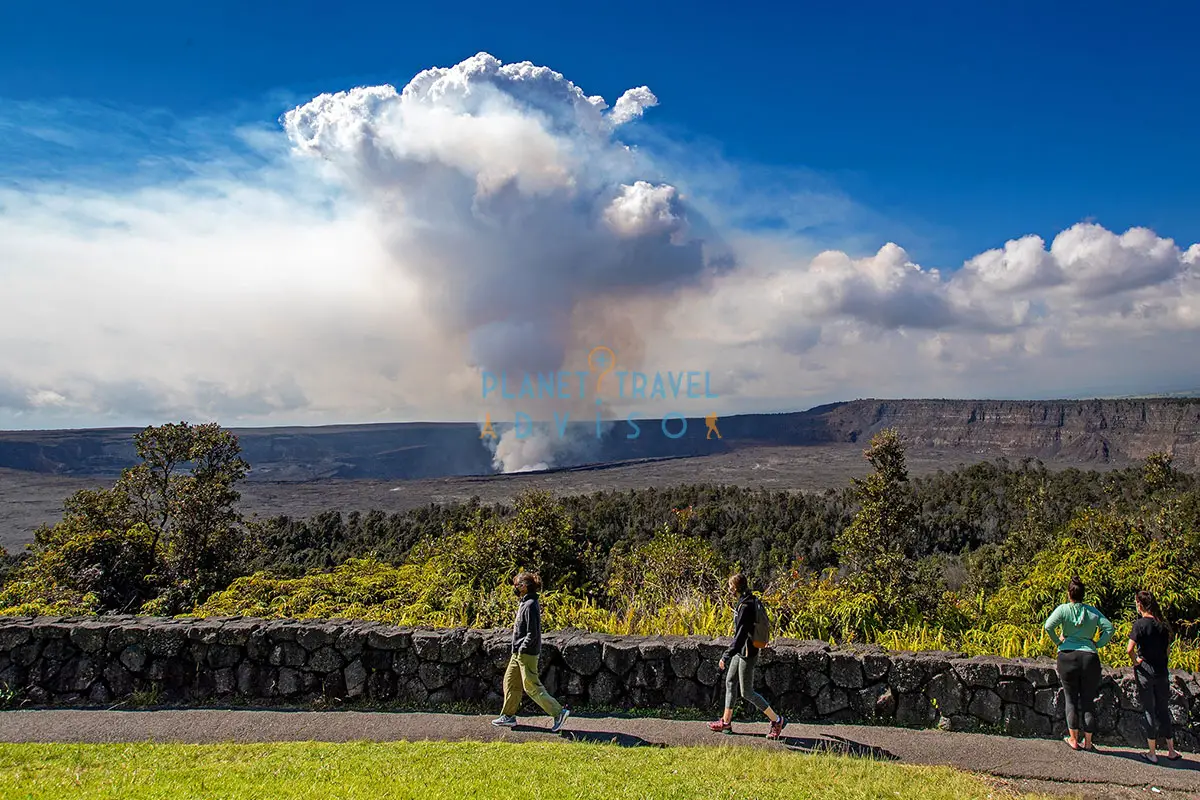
2, 422, 1198, 669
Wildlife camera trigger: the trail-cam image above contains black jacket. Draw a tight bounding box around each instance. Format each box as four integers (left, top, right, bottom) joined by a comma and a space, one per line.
511, 592, 542, 656
724, 592, 759, 662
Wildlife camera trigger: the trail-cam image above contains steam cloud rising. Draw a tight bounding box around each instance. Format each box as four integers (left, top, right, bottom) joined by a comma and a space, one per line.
2, 52, 1200, 473
279, 54, 727, 471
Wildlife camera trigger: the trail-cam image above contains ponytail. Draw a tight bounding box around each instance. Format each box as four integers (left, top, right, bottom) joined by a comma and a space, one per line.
1136, 590, 1173, 638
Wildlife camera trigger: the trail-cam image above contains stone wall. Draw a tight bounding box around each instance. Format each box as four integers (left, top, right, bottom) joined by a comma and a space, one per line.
2, 615, 1196, 750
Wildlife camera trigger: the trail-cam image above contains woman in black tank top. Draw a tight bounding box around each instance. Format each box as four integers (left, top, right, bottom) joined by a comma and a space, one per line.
1126, 590, 1179, 763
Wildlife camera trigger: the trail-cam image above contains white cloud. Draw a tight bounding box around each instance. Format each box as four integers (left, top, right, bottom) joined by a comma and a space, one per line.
2, 52, 1199, 472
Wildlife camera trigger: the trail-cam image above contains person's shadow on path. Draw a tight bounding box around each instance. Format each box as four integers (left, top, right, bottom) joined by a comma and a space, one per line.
723, 730, 896, 760
555, 729, 666, 748
1102, 749, 1198, 771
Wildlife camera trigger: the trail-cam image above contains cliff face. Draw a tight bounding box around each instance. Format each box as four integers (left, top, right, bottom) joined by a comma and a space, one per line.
0, 398, 1197, 480
808, 399, 1200, 465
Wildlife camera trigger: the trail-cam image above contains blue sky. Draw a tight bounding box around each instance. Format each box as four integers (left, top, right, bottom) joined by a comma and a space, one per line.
3, 0, 1197, 267
2, 1, 1200, 433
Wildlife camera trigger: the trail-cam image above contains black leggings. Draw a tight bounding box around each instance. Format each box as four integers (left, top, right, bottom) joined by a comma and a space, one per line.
1057, 650, 1101, 733
1136, 665, 1173, 741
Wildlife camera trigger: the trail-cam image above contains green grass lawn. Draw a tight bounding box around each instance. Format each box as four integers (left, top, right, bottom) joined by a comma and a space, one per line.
0, 741, 1056, 800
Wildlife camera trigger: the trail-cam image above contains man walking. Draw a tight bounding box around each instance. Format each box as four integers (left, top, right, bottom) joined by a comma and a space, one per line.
491, 571, 570, 732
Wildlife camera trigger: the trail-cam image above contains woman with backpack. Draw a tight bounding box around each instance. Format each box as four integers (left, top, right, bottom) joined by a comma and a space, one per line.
1127, 590, 1180, 763
707, 573, 787, 739
1043, 576, 1115, 751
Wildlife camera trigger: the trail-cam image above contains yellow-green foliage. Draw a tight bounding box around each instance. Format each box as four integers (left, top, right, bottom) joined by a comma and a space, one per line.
608, 526, 725, 613
0, 523, 160, 617
986, 508, 1200, 626
196, 490, 586, 628
0, 741, 1053, 800
192, 497, 1200, 670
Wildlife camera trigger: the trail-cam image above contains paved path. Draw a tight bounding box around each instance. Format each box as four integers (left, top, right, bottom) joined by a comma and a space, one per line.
2, 709, 1198, 799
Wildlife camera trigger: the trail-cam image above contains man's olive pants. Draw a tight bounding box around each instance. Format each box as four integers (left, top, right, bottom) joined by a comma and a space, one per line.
501, 652, 563, 718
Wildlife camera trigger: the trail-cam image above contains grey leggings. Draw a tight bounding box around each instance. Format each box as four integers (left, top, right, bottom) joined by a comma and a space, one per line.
1136, 665, 1173, 741
724, 652, 770, 713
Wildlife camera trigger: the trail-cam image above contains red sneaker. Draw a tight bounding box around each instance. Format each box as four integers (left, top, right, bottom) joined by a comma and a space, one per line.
767, 716, 787, 740
707, 720, 732, 734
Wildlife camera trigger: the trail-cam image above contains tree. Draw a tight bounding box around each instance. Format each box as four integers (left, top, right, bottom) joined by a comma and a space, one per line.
1143, 451, 1178, 495
7, 421, 250, 615
833, 428, 921, 620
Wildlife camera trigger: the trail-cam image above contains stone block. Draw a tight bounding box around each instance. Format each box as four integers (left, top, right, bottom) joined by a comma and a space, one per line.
602, 641, 640, 676
412, 631, 443, 662
367, 670, 395, 701
1003, 704, 1050, 736
366, 628, 412, 651
562, 638, 603, 676
590, 670, 621, 705
765, 661, 795, 695
275, 667, 302, 697
143, 627, 187, 658
638, 640, 670, 662
953, 658, 1002, 690
296, 624, 341, 652
854, 684, 894, 719
1035, 687, 1064, 719
119, 645, 148, 674
862, 652, 891, 682
308, 646, 345, 674
669, 679, 706, 709
103, 663, 134, 697
269, 642, 307, 668
69, 624, 109, 654
669, 643, 700, 679
344, 660, 367, 698
968, 688, 1002, 725
1025, 662, 1059, 688
418, 662, 453, 691
926, 670, 968, 717
631, 660, 669, 690
336, 627, 368, 660
804, 669, 830, 698
896, 692, 935, 726
214, 667, 237, 695
997, 679, 1034, 708
206, 645, 243, 670
889, 657, 925, 694
794, 646, 830, 674
829, 652, 864, 689
815, 685, 849, 716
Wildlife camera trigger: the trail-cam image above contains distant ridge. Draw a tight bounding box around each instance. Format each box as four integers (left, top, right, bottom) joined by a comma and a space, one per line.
2, 397, 1199, 480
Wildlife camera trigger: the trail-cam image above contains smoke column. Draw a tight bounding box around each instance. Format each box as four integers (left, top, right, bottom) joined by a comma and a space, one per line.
282, 53, 730, 471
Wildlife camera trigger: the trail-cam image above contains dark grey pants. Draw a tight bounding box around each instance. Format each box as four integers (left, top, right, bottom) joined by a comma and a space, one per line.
724, 652, 770, 713
1136, 664, 1173, 741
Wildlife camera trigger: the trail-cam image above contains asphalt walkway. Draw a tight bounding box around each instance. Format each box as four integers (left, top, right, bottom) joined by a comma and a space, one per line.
2, 709, 1197, 799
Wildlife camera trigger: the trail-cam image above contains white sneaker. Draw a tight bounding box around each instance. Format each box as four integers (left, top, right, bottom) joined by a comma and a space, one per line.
491, 715, 517, 727
550, 708, 570, 733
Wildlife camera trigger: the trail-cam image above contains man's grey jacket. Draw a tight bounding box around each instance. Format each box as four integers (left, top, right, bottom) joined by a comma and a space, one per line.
511, 592, 542, 656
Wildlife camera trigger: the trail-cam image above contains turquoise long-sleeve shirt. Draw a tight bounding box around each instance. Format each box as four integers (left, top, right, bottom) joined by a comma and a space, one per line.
1043, 602, 1115, 653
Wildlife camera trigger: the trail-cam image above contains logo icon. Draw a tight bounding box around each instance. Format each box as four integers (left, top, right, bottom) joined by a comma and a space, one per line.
587, 345, 616, 399
480, 411, 498, 440
705, 413, 721, 439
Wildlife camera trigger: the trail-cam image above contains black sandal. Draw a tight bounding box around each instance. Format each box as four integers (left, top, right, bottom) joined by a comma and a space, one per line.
1141, 753, 1159, 764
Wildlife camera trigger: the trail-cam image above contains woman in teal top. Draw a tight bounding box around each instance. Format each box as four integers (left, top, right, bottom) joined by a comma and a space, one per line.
1043, 576, 1114, 751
